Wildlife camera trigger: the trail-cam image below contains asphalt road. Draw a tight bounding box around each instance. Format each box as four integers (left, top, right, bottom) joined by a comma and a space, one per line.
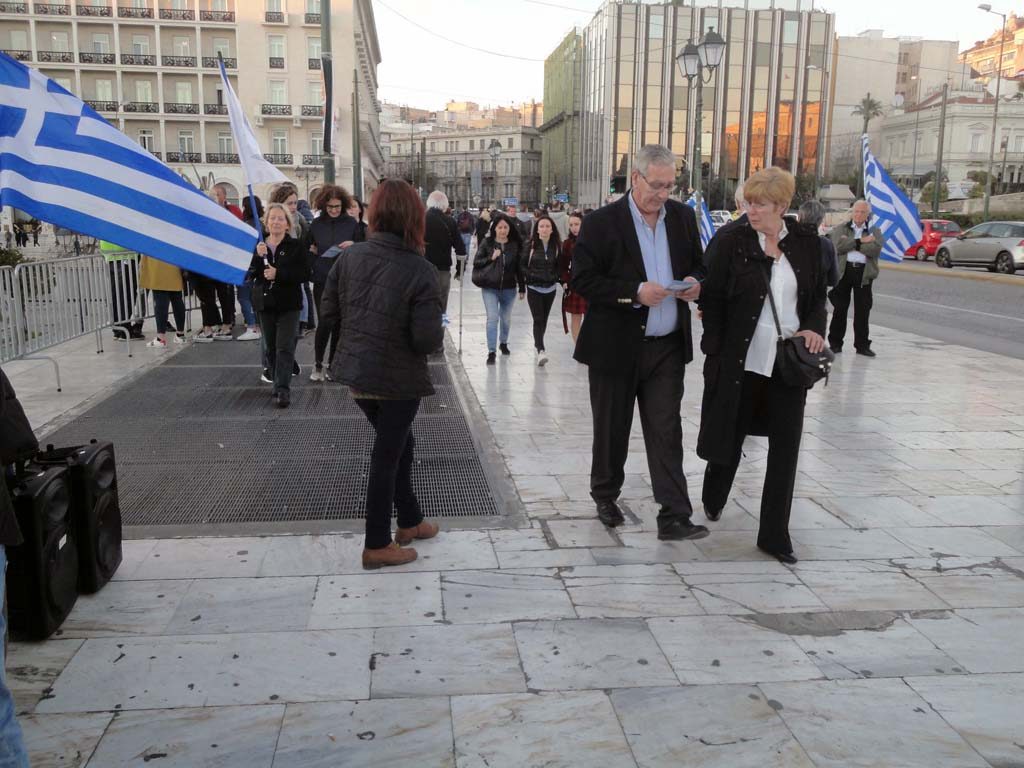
869, 261, 1024, 359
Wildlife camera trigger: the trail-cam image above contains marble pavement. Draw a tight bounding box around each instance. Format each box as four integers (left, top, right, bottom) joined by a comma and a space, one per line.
7, 281, 1024, 767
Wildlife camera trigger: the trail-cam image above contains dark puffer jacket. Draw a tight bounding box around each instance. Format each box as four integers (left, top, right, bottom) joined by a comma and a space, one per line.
523, 240, 560, 288
249, 235, 309, 313
319, 232, 444, 398
472, 238, 525, 292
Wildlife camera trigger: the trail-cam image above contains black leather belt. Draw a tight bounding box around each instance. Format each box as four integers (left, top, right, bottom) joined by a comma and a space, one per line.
642, 330, 681, 343
848, 262, 866, 267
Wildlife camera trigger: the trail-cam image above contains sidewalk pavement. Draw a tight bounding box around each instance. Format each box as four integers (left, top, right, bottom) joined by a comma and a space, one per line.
7, 279, 1024, 767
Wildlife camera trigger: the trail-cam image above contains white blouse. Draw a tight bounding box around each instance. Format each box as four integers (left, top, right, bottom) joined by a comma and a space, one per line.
745, 247, 800, 378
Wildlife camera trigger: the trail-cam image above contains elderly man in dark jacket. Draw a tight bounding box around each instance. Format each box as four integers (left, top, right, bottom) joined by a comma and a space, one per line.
828, 199, 883, 356
424, 190, 466, 318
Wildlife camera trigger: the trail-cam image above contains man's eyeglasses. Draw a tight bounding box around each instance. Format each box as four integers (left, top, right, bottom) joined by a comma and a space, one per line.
326, 203, 343, 210
637, 172, 675, 193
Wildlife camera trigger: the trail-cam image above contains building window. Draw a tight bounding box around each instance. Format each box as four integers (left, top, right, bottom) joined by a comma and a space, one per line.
311, 131, 323, 155
507, 138, 514, 149
175, 81, 192, 103
272, 129, 288, 154
213, 37, 231, 57
266, 0, 282, 11
135, 80, 152, 102
308, 37, 321, 58
218, 132, 233, 154
307, 80, 323, 105
268, 35, 285, 59
178, 130, 195, 153
131, 35, 150, 55
307, 0, 321, 11
10, 30, 27, 50
430, 142, 436, 151
138, 129, 154, 151
970, 134, 983, 153
469, 139, 474, 150
50, 31, 70, 52
212, 0, 228, 9
1015, 136, 1024, 153
269, 80, 287, 104
95, 79, 112, 101
172, 36, 191, 56
92, 33, 110, 54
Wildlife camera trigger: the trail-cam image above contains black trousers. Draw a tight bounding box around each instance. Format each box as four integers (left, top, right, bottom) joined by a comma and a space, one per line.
828, 263, 872, 351
527, 289, 556, 352
260, 309, 301, 394
588, 334, 694, 523
152, 290, 185, 335
107, 259, 140, 329
192, 276, 235, 327
303, 282, 316, 328
702, 369, 806, 554
356, 398, 424, 549
312, 282, 340, 368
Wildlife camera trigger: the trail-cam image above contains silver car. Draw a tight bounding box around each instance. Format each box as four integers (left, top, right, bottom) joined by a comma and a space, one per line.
935, 221, 1024, 274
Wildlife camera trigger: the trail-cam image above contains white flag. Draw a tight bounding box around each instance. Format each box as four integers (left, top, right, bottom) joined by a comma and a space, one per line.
219, 57, 287, 186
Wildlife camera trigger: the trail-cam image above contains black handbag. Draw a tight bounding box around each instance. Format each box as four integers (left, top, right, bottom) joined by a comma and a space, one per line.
761, 265, 834, 389
471, 247, 504, 288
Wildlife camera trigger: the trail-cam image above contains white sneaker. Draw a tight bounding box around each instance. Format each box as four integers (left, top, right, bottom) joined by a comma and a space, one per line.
536, 349, 548, 367
146, 337, 167, 349
237, 328, 261, 341
173, 334, 187, 344
309, 367, 325, 382
194, 331, 214, 343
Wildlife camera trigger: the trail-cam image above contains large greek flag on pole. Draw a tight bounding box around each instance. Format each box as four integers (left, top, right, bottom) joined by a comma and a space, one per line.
685, 193, 715, 250
0, 52, 257, 283
218, 56, 287, 187
862, 134, 922, 263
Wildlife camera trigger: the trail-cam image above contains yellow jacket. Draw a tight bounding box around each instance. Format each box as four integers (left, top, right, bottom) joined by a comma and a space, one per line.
139, 256, 183, 292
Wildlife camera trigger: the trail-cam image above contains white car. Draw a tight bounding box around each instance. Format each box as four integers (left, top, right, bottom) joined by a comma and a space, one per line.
710, 210, 732, 230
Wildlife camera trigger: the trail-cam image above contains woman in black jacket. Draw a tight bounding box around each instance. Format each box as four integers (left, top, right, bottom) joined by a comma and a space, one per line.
523, 214, 562, 367
308, 185, 362, 382
251, 203, 310, 408
472, 212, 525, 365
319, 179, 444, 570
696, 167, 827, 564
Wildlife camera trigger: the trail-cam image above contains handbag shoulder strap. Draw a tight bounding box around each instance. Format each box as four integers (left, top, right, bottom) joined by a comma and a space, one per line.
759, 263, 784, 341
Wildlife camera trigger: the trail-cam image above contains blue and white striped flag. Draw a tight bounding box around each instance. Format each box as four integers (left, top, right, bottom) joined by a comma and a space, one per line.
0, 53, 257, 283
685, 193, 715, 250
862, 134, 922, 263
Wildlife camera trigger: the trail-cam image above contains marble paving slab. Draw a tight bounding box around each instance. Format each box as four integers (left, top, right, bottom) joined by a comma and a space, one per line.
736, 497, 847, 530
611, 685, 815, 768
759, 678, 990, 768
496, 547, 598, 568
817, 496, 941, 528
164, 576, 317, 635
911, 495, 1024, 526
982, 525, 1024, 553
884, 526, 1022, 558
57, 580, 193, 638
545, 519, 618, 548
273, 697, 455, 768
109, 540, 158, 581
788, 529, 917, 560
488, 528, 550, 551
6, 639, 84, 714
904, 607, 1024, 673
20, 712, 112, 768
258, 534, 364, 576
308, 571, 443, 630
84, 705, 283, 767
127, 537, 271, 580
561, 564, 704, 618
682, 570, 828, 615
796, 567, 951, 612
514, 618, 674, 691
647, 615, 821, 685
370, 623, 526, 697
386, 531, 500, 572
595, 534, 706, 565
441, 569, 576, 623
452, 691, 635, 768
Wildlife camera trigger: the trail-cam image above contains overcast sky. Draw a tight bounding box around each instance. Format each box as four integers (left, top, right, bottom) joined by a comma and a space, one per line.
373, 0, 1004, 111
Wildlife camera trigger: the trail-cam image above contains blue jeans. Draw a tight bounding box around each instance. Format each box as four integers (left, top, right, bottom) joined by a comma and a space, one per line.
0, 547, 29, 768
237, 281, 256, 327
481, 288, 516, 353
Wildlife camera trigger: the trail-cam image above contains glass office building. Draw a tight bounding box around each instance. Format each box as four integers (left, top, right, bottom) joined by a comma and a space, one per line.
573, 0, 835, 208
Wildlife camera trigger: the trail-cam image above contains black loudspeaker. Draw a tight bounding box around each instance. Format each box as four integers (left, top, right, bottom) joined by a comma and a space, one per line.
37, 441, 123, 593
5, 465, 79, 640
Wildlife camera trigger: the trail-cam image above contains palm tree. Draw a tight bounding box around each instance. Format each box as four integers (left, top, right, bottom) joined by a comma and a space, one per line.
852, 92, 885, 196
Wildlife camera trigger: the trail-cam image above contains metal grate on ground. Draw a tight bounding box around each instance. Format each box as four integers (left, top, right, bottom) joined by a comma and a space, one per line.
43, 336, 500, 527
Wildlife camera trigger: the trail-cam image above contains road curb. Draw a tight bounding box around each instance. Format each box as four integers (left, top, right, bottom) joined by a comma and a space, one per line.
881, 261, 1023, 286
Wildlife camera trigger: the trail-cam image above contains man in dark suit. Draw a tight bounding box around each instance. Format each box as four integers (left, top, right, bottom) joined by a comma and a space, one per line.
571, 144, 709, 541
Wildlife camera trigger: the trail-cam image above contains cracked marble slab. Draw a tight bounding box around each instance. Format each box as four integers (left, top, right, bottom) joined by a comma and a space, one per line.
308, 571, 443, 630
57, 580, 192, 638
6, 639, 85, 713
441, 569, 576, 624
545, 519, 618, 548
165, 576, 317, 635
20, 712, 112, 768
904, 607, 1024, 673
561, 563, 703, 618
682, 571, 828, 615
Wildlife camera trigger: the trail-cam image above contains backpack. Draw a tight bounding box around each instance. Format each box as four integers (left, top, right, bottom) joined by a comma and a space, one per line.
457, 211, 473, 233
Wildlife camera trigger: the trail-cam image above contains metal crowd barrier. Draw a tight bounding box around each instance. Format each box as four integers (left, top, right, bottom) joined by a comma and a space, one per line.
0, 254, 197, 390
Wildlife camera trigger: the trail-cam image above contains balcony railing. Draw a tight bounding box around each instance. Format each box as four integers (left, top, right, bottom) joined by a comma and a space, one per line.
77, 3, 111, 14
122, 101, 159, 113
199, 8, 232, 21
205, 152, 238, 163
79, 51, 115, 64
38, 50, 74, 63
0, 49, 31, 61
85, 100, 118, 112
301, 154, 326, 166
303, 11, 319, 23
121, 53, 156, 65
203, 103, 227, 114
158, 7, 192, 19
263, 153, 293, 165
308, 57, 320, 70
261, 103, 292, 116
300, 104, 324, 117
166, 151, 202, 163
161, 55, 196, 67
117, 5, 152, 17
35, 2, 71, 13
148, 150, 161, 159
268, 56, 284, 69
164, 102, 198, 114
264, 10, 283, 22
202, 56, 235, 68
0, 1, 27, 11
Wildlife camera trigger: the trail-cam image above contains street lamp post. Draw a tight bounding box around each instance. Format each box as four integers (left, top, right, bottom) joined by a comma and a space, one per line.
488, 139, 502, 206
978, 3, 1007, 220
676, 27, 726, 207
909, 75, 920, 201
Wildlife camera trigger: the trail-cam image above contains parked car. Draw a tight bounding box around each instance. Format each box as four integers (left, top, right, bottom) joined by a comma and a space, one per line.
710, 210, 732, 230
905, 219, 961, 261
934, 221, 1024, 274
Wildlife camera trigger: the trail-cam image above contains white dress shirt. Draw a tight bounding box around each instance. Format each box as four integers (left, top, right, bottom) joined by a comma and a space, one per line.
746, 226, 800, 377
846, 222, 869, 264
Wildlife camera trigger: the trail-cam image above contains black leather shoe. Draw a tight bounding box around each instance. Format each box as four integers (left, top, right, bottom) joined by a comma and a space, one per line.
657, 519, 709, 541
499, 343, 510, 356
486, 352, 496, 365
758, 545, 797, 564
830, 346, 842, 354
856, 348, 876, 357
704, 505, 723, 522
596, 500, 625, 527
276, 390, 290, 409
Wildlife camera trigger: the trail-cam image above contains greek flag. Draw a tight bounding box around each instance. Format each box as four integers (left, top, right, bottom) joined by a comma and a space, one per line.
685, 193, 715, 250
862, 134, 922, 263
0, 53, 257, 283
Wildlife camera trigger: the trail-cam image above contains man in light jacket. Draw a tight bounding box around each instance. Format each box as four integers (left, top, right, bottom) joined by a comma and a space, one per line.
828, 199, 883, 356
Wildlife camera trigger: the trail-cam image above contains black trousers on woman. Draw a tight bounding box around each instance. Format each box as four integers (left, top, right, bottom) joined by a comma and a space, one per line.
356, 398, 425, 549
701, 369, 806, 555
313, 282, 340, 368
526, 289, 556, 352
260, 309, 301, 394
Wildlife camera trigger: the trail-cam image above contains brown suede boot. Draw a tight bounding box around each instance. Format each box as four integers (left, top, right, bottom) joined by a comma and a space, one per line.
362, 542, 418, 570
395, 520, 439, 546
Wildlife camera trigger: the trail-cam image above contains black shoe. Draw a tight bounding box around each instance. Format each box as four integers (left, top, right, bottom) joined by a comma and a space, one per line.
596, 500, 625, 527
758, 545, 797, 565
486, 352, 496, 365
499, 343, 510, 356
292, 361, 300, 376
276, 390, 290, 409
704, 505, 723, 522
657, 519, 710, 541
830, 346, 842, 354
856, 348, 876, 357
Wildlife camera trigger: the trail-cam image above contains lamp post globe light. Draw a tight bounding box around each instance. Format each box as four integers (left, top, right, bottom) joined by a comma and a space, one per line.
978, 3, 1007, 221
488, 139, 502, 206
675, 27, 725, 206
